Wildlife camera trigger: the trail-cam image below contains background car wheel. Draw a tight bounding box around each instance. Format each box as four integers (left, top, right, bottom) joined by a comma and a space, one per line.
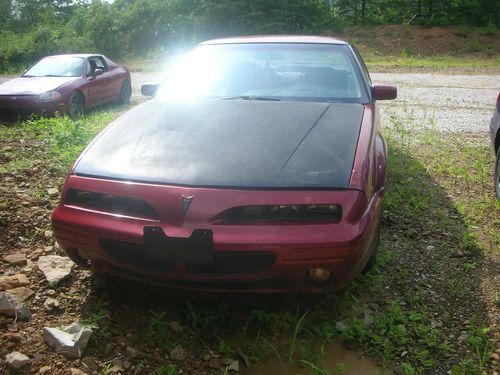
495, 148, 500, 199
118, 80, 132, 105
68, 91, 84, 118
362, 217, 381, 274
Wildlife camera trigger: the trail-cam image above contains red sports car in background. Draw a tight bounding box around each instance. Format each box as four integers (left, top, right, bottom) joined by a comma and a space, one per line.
52, 36, 397, 293
0, 54, 131, 120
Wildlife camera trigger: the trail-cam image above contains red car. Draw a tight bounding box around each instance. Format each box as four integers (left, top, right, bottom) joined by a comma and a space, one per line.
0, 54, 131, 120
52, 36, 397, 293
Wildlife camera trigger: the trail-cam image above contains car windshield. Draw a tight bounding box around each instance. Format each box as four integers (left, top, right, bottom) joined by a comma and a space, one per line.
156, 43, 367, 102
23, 56, 84, 77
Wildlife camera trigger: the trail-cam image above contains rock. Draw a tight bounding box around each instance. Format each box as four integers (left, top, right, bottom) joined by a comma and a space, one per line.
126, 346, 141, 359
103, 342, 114, 356
81, 356, 98, 372
4, 252, 28, 266
335, 321, 347, 332
5, 351, 30, 370
46, 289, 56, 296
170, 345, 186, 361
7, 286, 35, 301
220, 357, 233, 366
0, 274, 30, 290
0, 292, 32, 320
38, 255, 74, 285
69, 368, 87, 375
47, 188, 59, 197
208, 357, 221, 369
228, 360, 239, 372
491, 352, 500, 361
169, 320, 183, 333
43, 322, 92, 358
203, 353, 211, 361
44, 297, 60, 311
426, 245, 435, 251
39, 365, 52, 373
457, 333, 468, 343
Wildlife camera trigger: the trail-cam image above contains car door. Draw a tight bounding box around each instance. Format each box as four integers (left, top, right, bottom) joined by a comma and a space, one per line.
86, 56, 115, 105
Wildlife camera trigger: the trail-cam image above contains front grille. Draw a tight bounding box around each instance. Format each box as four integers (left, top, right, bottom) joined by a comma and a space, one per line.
100, 239, 174, 272
186, 251, 276, 276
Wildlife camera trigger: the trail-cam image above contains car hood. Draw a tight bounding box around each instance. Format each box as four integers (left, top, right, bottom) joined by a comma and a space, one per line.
74, 99, 365, 188
0, 77, 78, 95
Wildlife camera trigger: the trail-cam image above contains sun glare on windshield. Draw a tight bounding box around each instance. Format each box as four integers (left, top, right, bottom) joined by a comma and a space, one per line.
155, 43, 366, 102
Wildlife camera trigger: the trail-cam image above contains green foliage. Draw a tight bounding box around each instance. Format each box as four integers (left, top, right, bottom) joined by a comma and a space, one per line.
0, 0, 498, 72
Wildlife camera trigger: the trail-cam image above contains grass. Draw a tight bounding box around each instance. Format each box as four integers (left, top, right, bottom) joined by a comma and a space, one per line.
364, 55, 500, 72
0, 106, 498, 374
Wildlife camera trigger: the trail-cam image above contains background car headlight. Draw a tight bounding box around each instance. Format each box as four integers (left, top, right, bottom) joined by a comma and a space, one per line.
38, 91, 62, 102
220, 204, 342, 223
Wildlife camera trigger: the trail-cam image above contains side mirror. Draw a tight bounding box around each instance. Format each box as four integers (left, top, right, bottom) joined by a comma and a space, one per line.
372, 84, 397, 100
141, 83, 159, 97
89, 68, 104, 80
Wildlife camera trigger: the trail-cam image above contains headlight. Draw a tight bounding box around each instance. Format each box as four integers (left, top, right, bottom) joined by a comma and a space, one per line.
221, 204, 342, 223
66, 189, 158, 219
38, 91, 62, 102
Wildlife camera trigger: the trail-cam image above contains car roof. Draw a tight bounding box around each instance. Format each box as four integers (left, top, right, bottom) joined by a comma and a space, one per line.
200, 35, 348, 45
42, 54, 103, 59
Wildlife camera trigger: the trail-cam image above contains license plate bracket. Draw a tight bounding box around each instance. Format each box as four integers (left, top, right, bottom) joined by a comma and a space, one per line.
144, 226, 213, 264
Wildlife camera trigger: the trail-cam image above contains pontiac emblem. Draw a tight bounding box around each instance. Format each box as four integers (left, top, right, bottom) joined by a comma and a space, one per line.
10, 96, 16, 101
181, 195, 193, 216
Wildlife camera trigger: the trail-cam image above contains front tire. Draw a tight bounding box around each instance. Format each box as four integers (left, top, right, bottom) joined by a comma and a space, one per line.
68, 92, 84, 118
118, 80, 132, 105
495, 148, 500, 199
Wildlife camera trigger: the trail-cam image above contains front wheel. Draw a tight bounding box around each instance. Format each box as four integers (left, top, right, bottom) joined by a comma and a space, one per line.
118, 80, 132, 105
495, 148, 500, 199
68, 91, 84, 118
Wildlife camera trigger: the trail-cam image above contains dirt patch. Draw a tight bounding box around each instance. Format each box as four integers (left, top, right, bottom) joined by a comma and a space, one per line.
336, 25, 500, 58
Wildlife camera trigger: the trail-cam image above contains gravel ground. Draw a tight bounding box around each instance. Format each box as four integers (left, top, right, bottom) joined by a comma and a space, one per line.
371, 73, 500, 133
2, 72, 498, 133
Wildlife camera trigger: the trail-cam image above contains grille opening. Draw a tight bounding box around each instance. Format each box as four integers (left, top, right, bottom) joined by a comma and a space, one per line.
186, 251, 276, 276
219, 204, 342, 224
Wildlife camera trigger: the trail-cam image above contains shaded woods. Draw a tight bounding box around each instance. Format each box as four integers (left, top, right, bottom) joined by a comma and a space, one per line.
0, 0, 499, 72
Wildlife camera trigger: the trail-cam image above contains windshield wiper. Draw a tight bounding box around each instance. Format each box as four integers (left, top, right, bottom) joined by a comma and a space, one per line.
220, 95, 281, 101
22, 75, 35, 77
41, 74, 63, 77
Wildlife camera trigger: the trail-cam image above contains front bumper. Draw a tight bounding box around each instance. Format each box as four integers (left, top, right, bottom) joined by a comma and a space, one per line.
0, 95, 67, 121
52, 176, 383, 293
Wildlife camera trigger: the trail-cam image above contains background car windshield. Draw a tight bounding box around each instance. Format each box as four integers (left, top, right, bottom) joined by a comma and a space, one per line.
24, 56, 84, 77
156, 43, 366, 102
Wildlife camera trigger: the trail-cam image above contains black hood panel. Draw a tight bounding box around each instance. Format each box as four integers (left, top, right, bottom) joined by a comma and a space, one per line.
74, 100, 364, 188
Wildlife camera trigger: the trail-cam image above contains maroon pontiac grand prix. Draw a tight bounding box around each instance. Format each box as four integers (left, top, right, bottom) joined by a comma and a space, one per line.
52, 36, 397, 293
0, 54, 131, 120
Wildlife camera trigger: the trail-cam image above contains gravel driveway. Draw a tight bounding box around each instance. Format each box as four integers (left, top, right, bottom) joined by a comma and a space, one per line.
2, 71, 499, 133
371, 73, 500, 133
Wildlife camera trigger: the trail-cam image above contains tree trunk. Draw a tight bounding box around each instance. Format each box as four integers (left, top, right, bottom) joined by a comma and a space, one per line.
361, 0, 366, 24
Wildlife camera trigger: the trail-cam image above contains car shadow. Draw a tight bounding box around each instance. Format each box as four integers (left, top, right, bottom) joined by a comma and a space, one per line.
74, 141, 495, 374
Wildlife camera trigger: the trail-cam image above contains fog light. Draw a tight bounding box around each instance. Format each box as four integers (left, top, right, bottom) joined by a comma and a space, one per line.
308, 268, 331, 284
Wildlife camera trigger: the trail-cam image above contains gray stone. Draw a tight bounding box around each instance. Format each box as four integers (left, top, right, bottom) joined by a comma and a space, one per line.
44, 297, 60, 311
335, 321, 347, 332
228, 360, 239, 372
0, 292, 32, 320
38, 255, 74, 285
43, 322, 92, 358
126, 346, 141, 359
5, 351, 30, 370
47, 188, 59, 197
170, 345, 186, 361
